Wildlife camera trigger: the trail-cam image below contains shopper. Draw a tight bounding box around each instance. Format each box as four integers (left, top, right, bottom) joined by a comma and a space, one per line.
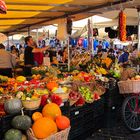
0, 44, 16, 77
24, 36, 49, 76
131, 43, 138, 59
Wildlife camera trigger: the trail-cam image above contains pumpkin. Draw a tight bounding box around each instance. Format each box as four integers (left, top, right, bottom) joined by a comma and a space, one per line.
11, 109, 32, 130
32, 112, 43, 121
32, 117, 57, 139
42, 103, 62, 120
46, 81, 58, 91
4, 129, 22, 140
4, 98, 22, 114
56, 115, 70, 130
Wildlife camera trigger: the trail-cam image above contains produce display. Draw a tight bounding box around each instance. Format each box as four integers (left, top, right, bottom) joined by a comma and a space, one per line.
0, 69, 107, 115
31, 102, 70, 139
70, 51, 91, 67
0, 56, 118, 139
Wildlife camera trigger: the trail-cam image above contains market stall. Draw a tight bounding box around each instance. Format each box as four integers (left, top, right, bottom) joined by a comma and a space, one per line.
0, 51, 126, 139
1, 0, 140, 140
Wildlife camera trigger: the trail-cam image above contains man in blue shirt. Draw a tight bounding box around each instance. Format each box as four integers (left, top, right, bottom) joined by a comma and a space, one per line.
93, 39, 99, 51
118, 47, 129, 64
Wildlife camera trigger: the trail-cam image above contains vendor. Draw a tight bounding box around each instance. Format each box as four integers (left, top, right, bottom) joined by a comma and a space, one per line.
0, 44, 16, 77
24, 36, 49, 76
118, 47, 129, 65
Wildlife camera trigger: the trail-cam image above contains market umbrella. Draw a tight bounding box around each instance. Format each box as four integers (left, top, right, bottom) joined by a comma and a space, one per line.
0, 33, 7, 43
0, 0, 7, 14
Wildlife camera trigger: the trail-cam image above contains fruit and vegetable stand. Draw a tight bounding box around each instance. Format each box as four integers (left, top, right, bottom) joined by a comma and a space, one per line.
0, 66, 125, 140
0, 55, 135, 140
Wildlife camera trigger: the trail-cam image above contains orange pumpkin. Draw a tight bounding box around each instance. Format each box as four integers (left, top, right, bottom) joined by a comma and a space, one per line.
32, 112, 43, 122
42, 103, 62, 121
56, 115, 70, 130
46, 81, 58, 91
32, 117, 57, 139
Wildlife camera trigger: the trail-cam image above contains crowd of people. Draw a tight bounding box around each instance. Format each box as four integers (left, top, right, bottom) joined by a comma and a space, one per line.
0, 35, 139, 78
94, 43, 139, 67
0, 36, 70, 77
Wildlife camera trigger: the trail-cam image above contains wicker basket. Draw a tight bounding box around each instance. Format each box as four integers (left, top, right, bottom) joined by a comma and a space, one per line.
22, 98, 41, 110
118, 80, 140, 94
52, 89, 70, 102
27, 127, 70, 140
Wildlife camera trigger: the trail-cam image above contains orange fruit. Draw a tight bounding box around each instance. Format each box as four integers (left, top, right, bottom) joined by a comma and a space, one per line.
32, 112, 43, 122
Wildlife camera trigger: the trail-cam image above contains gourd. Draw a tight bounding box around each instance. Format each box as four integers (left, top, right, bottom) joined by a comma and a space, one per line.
32, 117, 57, 139
4, 129, 22, 140
32, 112, 43, 121
56, 115, 70, 130
4, 98, 22, 114
42, 103, 62, 120
11, 108, 32, 130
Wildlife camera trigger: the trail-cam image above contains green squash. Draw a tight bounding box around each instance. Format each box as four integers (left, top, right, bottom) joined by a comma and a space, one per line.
11, 109, 32, 130
4, 98, 22, 114
4, 129, 22, 140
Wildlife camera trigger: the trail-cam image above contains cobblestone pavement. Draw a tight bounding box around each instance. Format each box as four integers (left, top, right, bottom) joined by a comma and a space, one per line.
86, 120, 140, 140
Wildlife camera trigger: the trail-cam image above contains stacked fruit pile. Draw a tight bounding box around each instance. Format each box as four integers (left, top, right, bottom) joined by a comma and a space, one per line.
30, 103, 70, 139
3, 98, 70, 140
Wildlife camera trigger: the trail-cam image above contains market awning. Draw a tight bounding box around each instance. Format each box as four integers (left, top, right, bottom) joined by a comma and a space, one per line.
0, 0, 139, 35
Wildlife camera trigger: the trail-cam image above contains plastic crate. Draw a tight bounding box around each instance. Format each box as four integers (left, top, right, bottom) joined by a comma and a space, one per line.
60, 101, 70, 117
93, 115, 104, 132
69, 104, 92, 139
69, 115, 85, 139
93, 100, 104, 117
70, 106, 84, 118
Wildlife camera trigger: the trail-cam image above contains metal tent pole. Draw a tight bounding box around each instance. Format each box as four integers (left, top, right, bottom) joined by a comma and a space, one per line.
68, 35, 70, 72
28, 27, 30, 36
91, 16, 94, 55
36, 28, 39, 46
7, 34, 10, 50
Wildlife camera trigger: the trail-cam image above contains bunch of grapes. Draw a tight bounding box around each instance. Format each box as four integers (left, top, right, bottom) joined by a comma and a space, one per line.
78, 86, 93, 102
